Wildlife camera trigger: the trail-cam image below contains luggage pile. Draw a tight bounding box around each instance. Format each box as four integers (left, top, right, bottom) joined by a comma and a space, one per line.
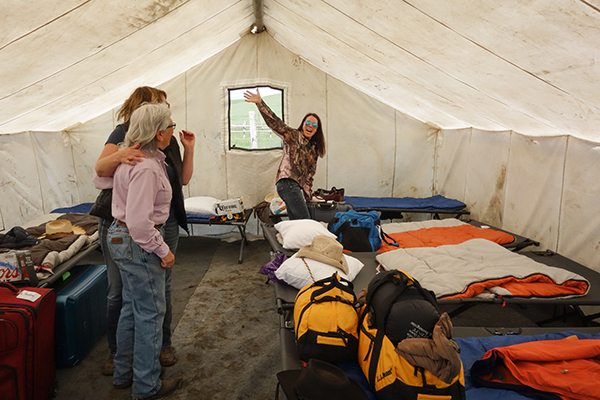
289, 270, 466, 399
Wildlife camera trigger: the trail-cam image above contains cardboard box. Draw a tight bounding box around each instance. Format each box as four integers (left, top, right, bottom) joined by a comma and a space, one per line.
215, 197, 244, 220
0, 251, 22, 282
16, 250, 38, 286
0, 250, 38, 285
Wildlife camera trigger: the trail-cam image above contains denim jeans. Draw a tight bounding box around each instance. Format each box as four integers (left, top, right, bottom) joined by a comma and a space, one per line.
100, 215, 177, 355
161, 212, 180, 348
276, 178, 310, 220
108, 221, 166, 398
98, 217, 122, 356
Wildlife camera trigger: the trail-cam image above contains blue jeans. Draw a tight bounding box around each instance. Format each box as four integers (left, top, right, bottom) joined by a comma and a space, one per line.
161, 212, 180, 348
98, 217, 123, 356
108, 222, 166, 398
100, 215, 177, 355
276, 178, 310, 220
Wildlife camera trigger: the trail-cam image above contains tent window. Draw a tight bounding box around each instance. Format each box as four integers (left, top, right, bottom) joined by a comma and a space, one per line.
228, 86, 284, 150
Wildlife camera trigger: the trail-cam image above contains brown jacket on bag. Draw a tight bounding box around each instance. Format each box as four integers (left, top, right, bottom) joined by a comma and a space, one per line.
394, 312, 462, 384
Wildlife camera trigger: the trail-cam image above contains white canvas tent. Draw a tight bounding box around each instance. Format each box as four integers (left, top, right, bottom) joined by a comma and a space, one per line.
1, 0, 600, 272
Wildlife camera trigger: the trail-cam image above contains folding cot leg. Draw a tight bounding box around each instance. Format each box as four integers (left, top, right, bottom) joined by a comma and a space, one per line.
236, 224, 247, 263
535, 305, 593, 327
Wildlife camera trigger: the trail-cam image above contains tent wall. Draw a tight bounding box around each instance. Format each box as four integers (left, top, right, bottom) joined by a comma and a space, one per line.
1, 32, 599, 273
436, 129, 600, 271
76, 33, 437, 206
0, 33, 434, 231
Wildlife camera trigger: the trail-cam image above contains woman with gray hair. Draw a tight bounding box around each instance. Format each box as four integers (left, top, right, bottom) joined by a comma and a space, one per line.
94, 102, 182, 399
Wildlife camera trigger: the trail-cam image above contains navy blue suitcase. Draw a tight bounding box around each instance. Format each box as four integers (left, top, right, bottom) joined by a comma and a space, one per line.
55, 264, 108, 367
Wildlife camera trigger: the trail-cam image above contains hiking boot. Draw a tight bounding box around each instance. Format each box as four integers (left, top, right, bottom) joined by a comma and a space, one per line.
133, 378, 183, 400
102, 356, 115, 376
113, 368, 166, 389
159, 347, 177, 366
113, 380, 132, 389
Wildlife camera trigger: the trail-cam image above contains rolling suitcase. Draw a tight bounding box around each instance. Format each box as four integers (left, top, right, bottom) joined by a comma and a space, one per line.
307, 201, 354, 223
55, 264, 108, 367
0, 282, 57, 400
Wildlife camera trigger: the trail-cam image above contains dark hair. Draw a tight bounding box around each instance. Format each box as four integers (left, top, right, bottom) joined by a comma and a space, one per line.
298, 113, 326, 157
117, 86, 168, 123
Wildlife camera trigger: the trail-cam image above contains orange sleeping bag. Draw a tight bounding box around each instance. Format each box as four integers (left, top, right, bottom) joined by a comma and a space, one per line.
378, 224, 514, 252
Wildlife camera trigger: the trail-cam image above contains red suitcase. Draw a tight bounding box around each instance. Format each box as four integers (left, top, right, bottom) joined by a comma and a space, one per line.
0, 282, 56, 400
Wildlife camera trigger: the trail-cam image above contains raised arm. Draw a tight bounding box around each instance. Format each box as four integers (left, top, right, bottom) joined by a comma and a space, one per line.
179, 130, 195, 185
244, 89, 293, 141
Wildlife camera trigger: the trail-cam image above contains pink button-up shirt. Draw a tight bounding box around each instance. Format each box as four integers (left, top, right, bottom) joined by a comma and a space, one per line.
94, 151, 172, 258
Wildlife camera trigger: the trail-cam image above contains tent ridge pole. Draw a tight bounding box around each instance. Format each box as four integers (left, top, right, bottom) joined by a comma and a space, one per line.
252, 0, 266, 34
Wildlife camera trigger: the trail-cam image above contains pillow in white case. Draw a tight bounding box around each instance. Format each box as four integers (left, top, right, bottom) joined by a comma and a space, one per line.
184, 196, 219, 216
274, 253, 364, 290
274, 219, 337, 250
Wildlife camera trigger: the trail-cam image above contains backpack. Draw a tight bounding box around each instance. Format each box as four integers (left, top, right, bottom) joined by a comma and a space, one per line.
328, 210, 398, 252
294, 273, 359, 363
358, 270, 466, 400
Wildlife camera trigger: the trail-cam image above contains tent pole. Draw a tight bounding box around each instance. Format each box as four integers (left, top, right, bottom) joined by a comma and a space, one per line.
252, 0, 266, 34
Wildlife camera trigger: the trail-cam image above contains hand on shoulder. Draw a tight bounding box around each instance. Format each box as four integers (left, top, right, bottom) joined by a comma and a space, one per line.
118, 143, 147, 166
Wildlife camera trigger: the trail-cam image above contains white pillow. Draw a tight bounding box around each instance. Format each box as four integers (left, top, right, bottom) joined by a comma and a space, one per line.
184, 196, 219, 216
275, 253, 364, 290
274, 219, 337, 250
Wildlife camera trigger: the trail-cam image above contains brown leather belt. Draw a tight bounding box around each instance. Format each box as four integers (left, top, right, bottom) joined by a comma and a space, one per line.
116, 220, 163, 229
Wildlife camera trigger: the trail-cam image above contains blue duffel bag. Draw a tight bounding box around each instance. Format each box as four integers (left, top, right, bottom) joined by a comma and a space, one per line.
328, 210, 398, 252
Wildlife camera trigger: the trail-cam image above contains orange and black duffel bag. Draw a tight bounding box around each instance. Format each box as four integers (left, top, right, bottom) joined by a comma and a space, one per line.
357, 269, 466, 400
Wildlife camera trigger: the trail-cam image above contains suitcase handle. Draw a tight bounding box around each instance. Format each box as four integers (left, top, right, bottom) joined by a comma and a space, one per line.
0, 281, 20, 293
315, 202, 337, 210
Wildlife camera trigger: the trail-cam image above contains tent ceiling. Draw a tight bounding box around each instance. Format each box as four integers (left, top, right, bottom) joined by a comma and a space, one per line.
2, 0, 600, 141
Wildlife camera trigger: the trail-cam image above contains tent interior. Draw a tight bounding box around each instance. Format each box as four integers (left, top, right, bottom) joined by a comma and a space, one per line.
1, 0, 600, 274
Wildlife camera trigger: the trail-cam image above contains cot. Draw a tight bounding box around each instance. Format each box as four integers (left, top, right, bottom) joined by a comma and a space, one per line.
343, 194, 470, 220
454, 327, 600, 400
0, 203, 101, 288
270, 247, 600, 329
262, 218, 538, 257
186, 211, 251, 263
277, 325, 600, 399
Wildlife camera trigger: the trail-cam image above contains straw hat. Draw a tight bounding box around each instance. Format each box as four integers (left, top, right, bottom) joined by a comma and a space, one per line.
264, 192, 278, 203
296, 235, 349, 274
277, 359, 368, 400
39, 219, 86, 240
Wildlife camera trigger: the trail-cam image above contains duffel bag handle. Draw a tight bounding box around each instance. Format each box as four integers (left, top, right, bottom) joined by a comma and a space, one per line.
310, 273, 355, 302
0, 281, 21, 294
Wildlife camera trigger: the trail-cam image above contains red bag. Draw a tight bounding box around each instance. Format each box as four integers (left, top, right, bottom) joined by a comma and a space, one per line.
0, 282, 56, 400
313, 187, 345, 202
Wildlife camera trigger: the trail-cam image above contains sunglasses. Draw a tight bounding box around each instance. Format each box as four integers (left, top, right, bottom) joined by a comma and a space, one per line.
304, 120, 318, 128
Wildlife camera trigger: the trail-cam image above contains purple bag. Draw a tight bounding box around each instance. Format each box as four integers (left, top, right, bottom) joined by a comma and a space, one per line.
260, 254, 288, 285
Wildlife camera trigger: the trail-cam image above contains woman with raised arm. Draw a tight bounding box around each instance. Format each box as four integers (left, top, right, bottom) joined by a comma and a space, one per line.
244, 88, 325, 219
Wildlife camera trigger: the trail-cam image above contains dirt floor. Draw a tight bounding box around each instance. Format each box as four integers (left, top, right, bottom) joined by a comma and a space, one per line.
53, 236, 279, 400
